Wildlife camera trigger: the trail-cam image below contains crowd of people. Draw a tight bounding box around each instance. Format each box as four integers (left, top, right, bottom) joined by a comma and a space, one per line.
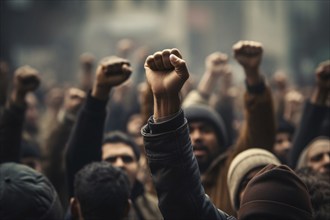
0, 38, 329, 220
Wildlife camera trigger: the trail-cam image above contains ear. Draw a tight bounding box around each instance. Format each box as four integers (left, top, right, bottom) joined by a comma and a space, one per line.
70, 197, 82, 220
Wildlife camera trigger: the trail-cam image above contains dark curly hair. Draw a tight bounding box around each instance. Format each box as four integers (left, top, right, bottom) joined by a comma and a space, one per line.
74, 161, 130, 220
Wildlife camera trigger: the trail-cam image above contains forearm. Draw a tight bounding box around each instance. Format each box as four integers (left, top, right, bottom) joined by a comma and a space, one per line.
0, 102, 26, 163
142, 111, 230, 220
66, 92, 107, 196
197, 71, 220, 99
289, 101, 330, 168
235, 80, 275, 154
44, 116, 74, 181
153, 95, 181, 121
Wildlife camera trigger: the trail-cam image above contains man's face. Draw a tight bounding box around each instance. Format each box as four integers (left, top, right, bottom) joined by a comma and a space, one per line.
102, 143, 139, 187
189, 121, 220, 173
273, 132, 292, 163
307, 140, 330, 174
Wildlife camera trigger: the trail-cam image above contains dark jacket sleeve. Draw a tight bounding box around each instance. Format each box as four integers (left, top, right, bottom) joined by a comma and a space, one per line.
0, 103, 26, 163
289, 101, 330, 168
65, 93, 107, 196
142, 110, 235, 220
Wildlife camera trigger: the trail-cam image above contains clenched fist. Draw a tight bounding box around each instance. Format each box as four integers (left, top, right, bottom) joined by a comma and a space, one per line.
145, 48, 189, 119
92, 56, 132, 100
11, 65, 40, 105
233, 40, 263, 85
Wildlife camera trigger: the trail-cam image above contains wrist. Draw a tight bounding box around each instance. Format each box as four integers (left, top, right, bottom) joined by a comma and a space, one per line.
153, 94, 181, 120
91, 83, 112, 101
197, 71, 220, 96
244, 68, 262, 86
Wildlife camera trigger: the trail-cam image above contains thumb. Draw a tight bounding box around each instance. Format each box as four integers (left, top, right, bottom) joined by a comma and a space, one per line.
169, 54, 189, 80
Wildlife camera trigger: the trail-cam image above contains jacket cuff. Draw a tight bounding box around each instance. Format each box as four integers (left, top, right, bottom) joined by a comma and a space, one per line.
84, 91, 108, 112
148, 109, 185, 134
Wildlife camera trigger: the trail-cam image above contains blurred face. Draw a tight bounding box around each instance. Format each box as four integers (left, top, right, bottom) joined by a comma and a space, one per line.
273, 132, 292, 163
307, 140, 330, 174
126, 114, 144, 150
102, 143, 139, 187
189, 121, 220, 173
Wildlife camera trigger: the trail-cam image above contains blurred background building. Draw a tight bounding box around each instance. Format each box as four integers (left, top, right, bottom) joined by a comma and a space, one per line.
1, 0, 329, 87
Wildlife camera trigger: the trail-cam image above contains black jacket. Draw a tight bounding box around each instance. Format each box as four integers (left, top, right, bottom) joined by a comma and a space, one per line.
142, 110, 236, 220
289, 101, 330, 168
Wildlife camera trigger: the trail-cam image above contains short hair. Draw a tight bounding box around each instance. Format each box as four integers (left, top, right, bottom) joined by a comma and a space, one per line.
74, 161, 130, 220
296, 167, 330, 220
102, 131, 140, 161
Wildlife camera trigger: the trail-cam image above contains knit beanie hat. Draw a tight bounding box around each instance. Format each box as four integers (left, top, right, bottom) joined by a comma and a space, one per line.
238, 164, 313, 220
227, 148, 281, 211
184, 104, 228, 149
0, 162, 63, 220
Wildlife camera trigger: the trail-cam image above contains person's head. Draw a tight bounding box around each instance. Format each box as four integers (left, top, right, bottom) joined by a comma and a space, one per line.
102, 131, 140, 186
238, 164, 313, 220
184, 104, 228, 173
20, 138, 42, 172
126, 113, 144, 151
273, 119, 295, 164
0, 162, 63, 220
72, 161, 130, 220
227, 148, 281, 211
297, 136, 330, 175
296, 167, 330, 220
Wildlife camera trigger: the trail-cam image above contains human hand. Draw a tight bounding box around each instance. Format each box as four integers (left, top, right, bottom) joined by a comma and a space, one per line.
233, 40, 263, 85
272, 70, 288, 91
92, 56, 132, 100
11, 65, 40, 105
63, 88, 86, 114
311, 60, 330, 105
145, 48, 189, 119
315, 60, 330, 91
205, 52, 229, 77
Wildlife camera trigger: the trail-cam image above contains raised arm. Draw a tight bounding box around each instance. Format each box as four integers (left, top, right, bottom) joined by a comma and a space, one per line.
289, 60, 330, 168
183, 52, 229, 107
232, 41, 275, 155
142, 49, 233, 220
0, 65, 40, 163
66, 56, 132, 196
43, 88, 85, 206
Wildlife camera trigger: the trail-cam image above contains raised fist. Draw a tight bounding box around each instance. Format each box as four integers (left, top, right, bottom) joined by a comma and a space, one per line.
145, 48, 189, 99
92, 56, 132, 100
63, 88, 86, 114
95, 56, 132, 88
205, 52, 229, 76
315, 60, 330, 90
233, 40, 263, 70
272, 70, 288, 91
13, 65, 40, 94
